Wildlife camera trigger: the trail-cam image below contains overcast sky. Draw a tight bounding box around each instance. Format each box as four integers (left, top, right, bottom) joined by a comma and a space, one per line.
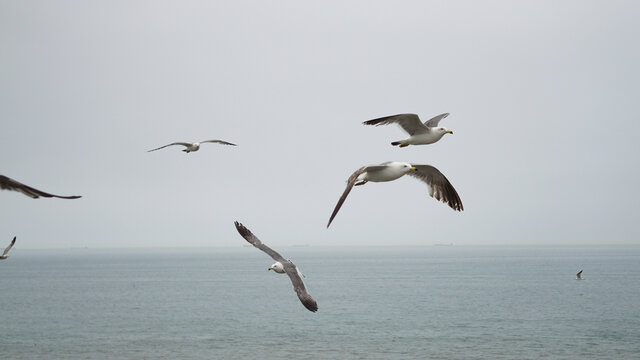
1, 1, 639, 249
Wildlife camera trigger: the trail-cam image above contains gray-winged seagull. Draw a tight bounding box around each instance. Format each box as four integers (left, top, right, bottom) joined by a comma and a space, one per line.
234, 221, 318, 312
327, 161, 463, 228
0, 237, 16, 260
147, 139, 236, 153
363, 113, 453, 147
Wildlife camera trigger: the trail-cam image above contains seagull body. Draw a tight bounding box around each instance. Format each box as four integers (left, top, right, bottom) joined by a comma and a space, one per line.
363, 113, 453, 147
234, 221, 318, 312
576, 270, 583, 280
327, 161, 463, 228
147, 139, 236, 153
0, 237, 16, 260
0, 175, 81, 199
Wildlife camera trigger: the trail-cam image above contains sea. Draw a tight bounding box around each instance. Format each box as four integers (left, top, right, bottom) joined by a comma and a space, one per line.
1, 245, 639, 359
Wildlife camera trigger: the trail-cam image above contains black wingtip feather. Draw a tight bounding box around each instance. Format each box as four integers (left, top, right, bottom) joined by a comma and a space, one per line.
234, 221, 249, 237
306, 302, 318, 312
298, 292, 319, 312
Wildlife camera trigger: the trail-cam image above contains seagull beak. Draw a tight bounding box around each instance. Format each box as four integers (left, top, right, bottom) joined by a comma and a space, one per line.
268, 267, 272, 271
446, 130, 453, 134
410, 167, 417, 171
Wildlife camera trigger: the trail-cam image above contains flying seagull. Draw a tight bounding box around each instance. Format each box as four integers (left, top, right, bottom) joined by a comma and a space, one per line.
147, 140, 236, 153
576, 270, 583, 280
327, 161, 463, 228
234, 221, 318, 313
363, 113, 453, 147
0, 175, 81, 199
0, 237, 16, 260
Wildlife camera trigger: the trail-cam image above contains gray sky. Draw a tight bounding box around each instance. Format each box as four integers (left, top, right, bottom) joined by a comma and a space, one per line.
1, 1, 639, 248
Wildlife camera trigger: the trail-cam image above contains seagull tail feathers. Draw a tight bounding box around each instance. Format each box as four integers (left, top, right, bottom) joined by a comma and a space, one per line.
391, 140, 409, 147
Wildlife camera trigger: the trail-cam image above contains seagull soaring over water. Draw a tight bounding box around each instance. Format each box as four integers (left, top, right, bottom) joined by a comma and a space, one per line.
234, 221, 318, 312
327, 161, 463, 228
147, 139, 236, 153
363, 113, 453, 147
0, 237, 16, 260
576, 270, 583, 280
0, 175, 81, 199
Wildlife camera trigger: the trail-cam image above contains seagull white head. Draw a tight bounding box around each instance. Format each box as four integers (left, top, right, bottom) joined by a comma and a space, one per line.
268, 262, 285, 273
437, 127, 453, 135
400, 162, 417, 172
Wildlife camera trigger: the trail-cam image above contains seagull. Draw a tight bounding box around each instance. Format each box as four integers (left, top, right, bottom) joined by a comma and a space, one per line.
0, 237, 16, 260
327, 161, 463, 228
0, 175, 81, 199
234, 221, 318, 313
147, 140, 237, 153
576, 270, 583, 280
363, 113, 453, 147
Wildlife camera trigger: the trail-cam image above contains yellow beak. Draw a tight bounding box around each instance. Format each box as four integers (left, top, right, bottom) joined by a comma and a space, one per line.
410, 167, 417, 171
446, 130, 453, 134
268, 267, 272, 271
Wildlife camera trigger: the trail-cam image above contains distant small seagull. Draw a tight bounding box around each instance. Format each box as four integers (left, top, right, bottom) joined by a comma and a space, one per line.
0, 175, 81, 199
363, 113, 453, 147
147, 140, 236, 153
0, 237, 16, 260
234, 221, 318, 313
327, 161, 463, 228
576, 270, 583, 280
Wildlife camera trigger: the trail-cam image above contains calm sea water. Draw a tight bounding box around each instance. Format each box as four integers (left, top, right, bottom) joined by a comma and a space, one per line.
1, 246, 639, 359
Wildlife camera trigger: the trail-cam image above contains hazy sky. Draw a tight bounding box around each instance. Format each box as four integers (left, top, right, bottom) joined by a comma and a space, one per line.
1, 1, 639, 248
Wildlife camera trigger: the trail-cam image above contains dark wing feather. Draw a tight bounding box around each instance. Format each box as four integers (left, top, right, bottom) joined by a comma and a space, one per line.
234, 221, 286, 262
0, 175, 81, 199
406, 165, 464, 211
2, 236, 16, 256
283, 263, 318, 312
423, 113, 450, 127
362, 113, 427, 135
200, 139, 237, 146
147, 142, 191, 152
327, 166, 367, 228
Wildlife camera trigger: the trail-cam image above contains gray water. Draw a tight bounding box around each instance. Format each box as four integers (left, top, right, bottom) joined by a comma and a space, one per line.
1, 246, 639, 359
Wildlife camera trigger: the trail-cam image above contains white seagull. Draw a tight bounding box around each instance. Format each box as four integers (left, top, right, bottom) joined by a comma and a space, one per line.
327, 161, 463, 228
576, 270, 583, 280
147, 139, 237, 153
0, 175, 81, 199
0, 237, 16, 260
234, 221, 318, 312
363, 113, 453, 147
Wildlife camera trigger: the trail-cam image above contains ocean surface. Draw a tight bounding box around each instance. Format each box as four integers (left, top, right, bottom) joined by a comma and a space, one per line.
1, 246, 639, 359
